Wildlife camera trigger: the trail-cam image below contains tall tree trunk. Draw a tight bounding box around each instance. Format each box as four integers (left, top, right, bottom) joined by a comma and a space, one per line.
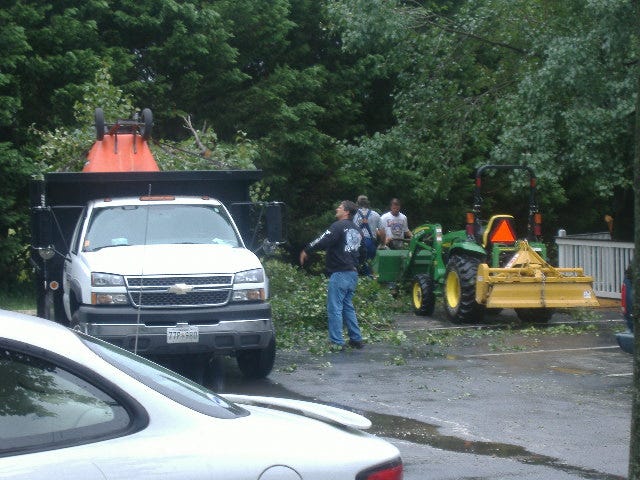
631, 3, 640, 478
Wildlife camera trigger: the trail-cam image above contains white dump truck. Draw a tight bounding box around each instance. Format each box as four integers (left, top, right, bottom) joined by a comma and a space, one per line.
30, 109, 284, 379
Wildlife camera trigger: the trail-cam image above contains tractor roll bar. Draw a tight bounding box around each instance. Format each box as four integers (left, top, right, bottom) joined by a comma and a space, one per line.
473, 164, 537, 215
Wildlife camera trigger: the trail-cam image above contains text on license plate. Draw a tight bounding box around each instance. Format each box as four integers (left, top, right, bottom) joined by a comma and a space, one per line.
167, 326, 199, 344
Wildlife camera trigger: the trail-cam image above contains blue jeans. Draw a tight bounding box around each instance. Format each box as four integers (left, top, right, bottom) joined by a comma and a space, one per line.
327, 271, 362, 345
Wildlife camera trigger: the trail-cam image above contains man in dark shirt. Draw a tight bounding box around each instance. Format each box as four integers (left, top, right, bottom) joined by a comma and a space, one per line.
299, 200, 364, 350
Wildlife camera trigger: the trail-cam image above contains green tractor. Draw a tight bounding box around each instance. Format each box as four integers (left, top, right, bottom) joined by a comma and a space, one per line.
372, 164, 598, 324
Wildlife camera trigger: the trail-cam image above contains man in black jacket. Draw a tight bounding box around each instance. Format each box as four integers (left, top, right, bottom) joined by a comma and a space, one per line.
300, 200, 364, 350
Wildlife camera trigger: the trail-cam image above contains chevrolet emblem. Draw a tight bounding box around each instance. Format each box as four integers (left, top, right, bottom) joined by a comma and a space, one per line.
167, 283, 193, 295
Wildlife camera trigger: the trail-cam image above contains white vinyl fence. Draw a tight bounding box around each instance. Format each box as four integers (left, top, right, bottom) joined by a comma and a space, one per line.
555, 232, 634, 299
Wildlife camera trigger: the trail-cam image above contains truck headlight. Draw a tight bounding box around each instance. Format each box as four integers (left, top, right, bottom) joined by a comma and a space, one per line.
91, 273, 129, 305
92, 293, 129, 305
234, 269, 264, 283
92, 272, 125, 287
232, 289, 266, 302
233, 269, 265, 302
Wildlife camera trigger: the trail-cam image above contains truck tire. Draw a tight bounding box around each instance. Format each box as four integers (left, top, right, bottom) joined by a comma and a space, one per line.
412, 274, 435, 316
236, 337, 276, 379
516, 308, 553, 323
70, 310, 82, 331
95, 108, 105, 140
444, 254, 484, 324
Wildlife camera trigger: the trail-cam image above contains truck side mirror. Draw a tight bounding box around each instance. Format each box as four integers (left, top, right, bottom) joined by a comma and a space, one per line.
266, 202, 286, 244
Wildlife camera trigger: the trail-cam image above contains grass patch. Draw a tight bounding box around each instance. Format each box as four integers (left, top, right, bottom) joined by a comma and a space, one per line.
0, 282, 37, 311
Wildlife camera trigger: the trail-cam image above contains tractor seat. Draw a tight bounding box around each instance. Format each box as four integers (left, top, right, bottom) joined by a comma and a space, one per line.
482, 215, 517, 249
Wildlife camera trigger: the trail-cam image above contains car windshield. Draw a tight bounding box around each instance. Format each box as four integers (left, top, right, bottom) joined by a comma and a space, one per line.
78, 332, 248, 419
83, 204, 241, 251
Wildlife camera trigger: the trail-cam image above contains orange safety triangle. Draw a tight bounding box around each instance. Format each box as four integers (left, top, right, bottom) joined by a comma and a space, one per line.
83, 134, 160, 172
490, 219, 516, 243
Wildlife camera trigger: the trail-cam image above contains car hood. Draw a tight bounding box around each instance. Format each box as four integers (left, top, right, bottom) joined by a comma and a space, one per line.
82, 244, 261, 275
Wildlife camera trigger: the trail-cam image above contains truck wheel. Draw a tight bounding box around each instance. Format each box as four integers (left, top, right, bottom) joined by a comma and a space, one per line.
516, 308, 553, 323
444, 254, 483, 324
95, 108, 105, 140
43, 290, 55, 320
236, 337, 276, 379
140, 108, 153, 140
412, 274, 435, 316
70, 310, 82, 331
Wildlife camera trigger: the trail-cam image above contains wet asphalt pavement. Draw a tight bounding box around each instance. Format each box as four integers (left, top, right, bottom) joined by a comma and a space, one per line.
209, 303, 633, 480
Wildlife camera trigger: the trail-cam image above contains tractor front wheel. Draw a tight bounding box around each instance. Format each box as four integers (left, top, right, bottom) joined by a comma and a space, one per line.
444, 254, 483, 324
412, 274, 435, 316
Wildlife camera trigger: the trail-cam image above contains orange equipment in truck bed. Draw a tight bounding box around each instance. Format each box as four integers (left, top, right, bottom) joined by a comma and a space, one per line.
83, 107, 159, 173
83, 134, 159, 172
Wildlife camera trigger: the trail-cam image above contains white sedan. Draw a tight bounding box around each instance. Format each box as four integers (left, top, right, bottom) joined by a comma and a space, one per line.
0, 309, 402, 480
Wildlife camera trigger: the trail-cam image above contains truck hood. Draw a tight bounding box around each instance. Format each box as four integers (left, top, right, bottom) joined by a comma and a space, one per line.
83, 244, 261, 276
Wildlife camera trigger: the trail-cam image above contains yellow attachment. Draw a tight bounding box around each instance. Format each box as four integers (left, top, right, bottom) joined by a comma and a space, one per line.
476, 241, 599, 309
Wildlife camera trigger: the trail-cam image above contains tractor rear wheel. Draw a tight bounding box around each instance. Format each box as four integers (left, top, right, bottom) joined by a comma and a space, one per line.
515, 308, 553, 323
444, 254, 483, 324
412, 274, 435, 316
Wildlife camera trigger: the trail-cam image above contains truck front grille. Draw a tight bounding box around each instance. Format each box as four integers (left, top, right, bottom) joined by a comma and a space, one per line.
125, 275, 233, 308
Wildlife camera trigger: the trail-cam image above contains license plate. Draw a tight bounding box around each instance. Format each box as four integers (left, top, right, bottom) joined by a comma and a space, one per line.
167, 325, 199, 344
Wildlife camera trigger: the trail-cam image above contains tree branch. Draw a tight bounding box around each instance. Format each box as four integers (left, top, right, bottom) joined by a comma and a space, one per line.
181, 114, 212, 158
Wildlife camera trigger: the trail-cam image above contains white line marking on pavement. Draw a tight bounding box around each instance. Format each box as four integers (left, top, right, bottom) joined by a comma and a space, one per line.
461, 346, 620, 358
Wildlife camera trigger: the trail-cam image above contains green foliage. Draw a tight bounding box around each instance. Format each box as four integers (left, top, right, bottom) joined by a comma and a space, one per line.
0, 0, 637, 283
492, 0, 636, 234
265, 259, 403, 352
0, 281, 35, 311
329, 0, 636, 238
32, 66, 136, 172
33, 66, 258, 172
154, 129, 259, 171
0, 5, 30, 128
0, 143, 36, 290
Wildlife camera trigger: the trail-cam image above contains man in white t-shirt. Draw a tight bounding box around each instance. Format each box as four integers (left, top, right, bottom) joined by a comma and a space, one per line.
378, 198, 412, 249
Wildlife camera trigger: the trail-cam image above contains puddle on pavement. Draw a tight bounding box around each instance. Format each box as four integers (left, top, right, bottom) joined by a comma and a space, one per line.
364, 412, 625, 480
207, 369, 625, 480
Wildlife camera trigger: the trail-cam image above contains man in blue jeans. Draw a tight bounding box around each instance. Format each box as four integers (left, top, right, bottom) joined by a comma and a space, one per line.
299, 200, 365, 350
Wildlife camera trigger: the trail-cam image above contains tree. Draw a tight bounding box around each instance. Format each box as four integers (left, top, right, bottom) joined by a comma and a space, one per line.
329, 0, 635, 240
630, 4, 640, 478
0, 3, 30, 134
0, 143, 35, 291
493, 1, 636, 238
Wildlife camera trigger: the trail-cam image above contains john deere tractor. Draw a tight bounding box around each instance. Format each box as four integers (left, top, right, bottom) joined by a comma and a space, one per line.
372, 165, 598, 323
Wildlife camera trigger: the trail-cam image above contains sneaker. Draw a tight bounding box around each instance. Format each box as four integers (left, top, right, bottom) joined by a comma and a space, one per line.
329, 343, 346, 352
348, 339, 365, 349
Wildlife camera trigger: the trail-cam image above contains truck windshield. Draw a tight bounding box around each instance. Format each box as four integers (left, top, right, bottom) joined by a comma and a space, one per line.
83, 204, 241, 251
